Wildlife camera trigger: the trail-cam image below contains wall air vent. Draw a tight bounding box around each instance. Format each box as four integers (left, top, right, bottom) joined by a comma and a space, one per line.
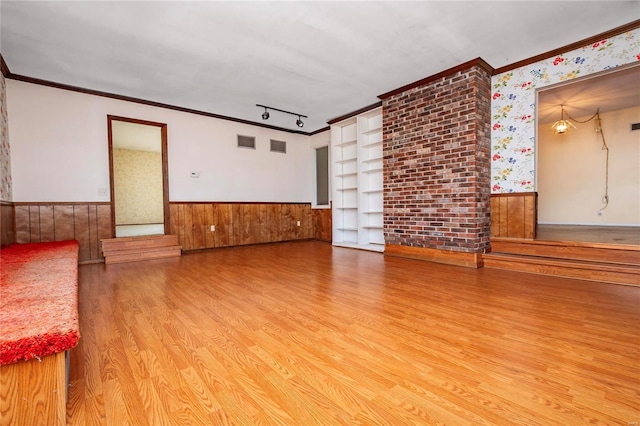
631, 123, 640, 131
270, 139, 287, 154
237, 135, 256, 149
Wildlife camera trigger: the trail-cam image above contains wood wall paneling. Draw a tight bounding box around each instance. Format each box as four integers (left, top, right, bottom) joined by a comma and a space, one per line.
169, 203, 183, 246
28, 206, 41, 243
73, 205, 91, 262
507, 196, 525, 238
88, 205, 99, 260
96, 205, 112, 258
54, 205, 75, 241
216, 204, 232, 248
39, 206, 55, 242
0, 202, 15, 247
8, 202, 330, 261
15, 205, 29, 243
13, 203, 112, 263
490, 193, 537, 239
191, 203, 207, 250
268, 204, 281, 243
167, 202, 328, 252
204, 204, 215, 248
312, 208, 332, 242
524, 194, 537, 238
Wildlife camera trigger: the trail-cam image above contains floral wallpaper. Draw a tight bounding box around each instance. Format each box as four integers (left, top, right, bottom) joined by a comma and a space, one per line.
0, 72, 12, 201
491, 28, 640, 194
113, 148, 164, 225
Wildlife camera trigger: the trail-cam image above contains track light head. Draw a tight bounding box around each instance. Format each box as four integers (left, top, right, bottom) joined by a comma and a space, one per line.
296, 116, 304, 128
261, 107, 270, 120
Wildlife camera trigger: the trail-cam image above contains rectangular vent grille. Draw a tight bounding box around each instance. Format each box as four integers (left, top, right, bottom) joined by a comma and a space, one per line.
237, 135, 256, 149
631, 123, 640, 131
270, 139, 287, 153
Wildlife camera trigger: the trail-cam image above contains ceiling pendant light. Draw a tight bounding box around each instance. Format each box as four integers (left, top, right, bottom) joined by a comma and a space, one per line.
551, 105, 576, 134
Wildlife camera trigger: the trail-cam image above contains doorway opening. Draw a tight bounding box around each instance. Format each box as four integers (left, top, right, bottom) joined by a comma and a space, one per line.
535, 64, 640, 245
107, 116, 169, 238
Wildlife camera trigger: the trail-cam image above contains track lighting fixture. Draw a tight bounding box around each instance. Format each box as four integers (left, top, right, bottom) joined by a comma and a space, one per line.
256, 104, 307, 128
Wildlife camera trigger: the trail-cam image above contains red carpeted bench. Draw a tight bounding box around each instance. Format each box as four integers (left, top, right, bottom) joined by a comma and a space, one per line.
0, 240, 80, 425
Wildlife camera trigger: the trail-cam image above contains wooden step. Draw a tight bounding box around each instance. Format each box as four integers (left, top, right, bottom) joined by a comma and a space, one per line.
102, 235, 179, 253
491, 238, 640, 266
483, 252, 640, 286
101, 235, 181, 264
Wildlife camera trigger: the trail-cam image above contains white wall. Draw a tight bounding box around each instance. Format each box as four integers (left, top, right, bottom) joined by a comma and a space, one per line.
537, 106, 640, 225
7, 80, 312, 203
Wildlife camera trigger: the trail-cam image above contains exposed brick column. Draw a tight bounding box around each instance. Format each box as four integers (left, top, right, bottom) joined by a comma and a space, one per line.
379, 58, 493, 268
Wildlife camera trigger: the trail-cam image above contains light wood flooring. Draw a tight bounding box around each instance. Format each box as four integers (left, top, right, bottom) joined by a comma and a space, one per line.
537, 224, 640, 245
68, 241, 640, 425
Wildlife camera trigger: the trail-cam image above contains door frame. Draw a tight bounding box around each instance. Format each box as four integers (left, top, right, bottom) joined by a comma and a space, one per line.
107, 115, 170, 238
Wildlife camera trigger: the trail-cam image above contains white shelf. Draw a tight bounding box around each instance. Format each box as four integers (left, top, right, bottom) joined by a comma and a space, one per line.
336, 157, 357, 164
331, 106, 384, 253
362, 140, 383, 148
361, 157, 383, 164
362, 167, 383, 174
362, 127, 383, 136
335, 139, 357, 147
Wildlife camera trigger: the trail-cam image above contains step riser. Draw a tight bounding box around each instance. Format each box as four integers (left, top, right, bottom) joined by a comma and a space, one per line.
101, 235, 182, 264
102, 236, 179, 252
491, 240, 639, 266
104, 248, 182, 264
484, 258, 639, 286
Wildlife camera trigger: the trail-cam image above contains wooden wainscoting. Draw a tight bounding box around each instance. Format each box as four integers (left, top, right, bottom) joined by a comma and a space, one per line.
170, 202, 332, 251
14, 202, 112, 263
312, 207, 332, 242
490, 192, 537, 239
1, 201, 15, 248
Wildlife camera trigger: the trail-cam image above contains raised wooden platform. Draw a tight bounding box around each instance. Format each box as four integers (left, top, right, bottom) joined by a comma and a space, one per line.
101, 234, 181, 264
484, 238, 640, 286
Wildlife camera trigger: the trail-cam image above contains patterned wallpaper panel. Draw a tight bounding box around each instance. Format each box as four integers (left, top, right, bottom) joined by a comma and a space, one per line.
0, 73, 12, 202
491, 28, 640, 194
113, 148, 164, 225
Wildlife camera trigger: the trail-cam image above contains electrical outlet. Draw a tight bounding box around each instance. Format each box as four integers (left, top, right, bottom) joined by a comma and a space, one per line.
210, 225, 215, 232
98, 187, 107, 196
297, 221, 301, 227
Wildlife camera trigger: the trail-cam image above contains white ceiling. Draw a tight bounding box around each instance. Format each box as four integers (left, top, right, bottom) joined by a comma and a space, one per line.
1, 1, 638, 133
538, 64, 640, 124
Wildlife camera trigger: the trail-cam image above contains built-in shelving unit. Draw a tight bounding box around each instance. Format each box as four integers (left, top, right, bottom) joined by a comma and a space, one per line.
331, 107, 384, 252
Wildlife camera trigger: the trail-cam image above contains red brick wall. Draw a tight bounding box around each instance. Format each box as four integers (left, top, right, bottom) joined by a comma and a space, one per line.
382, 61, 492, 253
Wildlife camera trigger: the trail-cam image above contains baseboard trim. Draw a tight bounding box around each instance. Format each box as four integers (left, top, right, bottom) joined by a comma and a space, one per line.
384, 244, 483, 268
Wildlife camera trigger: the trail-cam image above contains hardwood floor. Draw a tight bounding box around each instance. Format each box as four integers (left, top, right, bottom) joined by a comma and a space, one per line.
537, 224, 640, 245
68, 241, 640, 425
